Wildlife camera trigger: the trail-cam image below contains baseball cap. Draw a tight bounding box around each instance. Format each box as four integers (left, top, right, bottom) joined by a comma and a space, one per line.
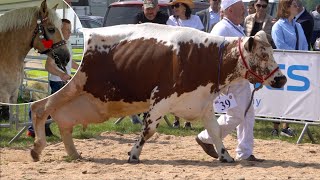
143, 0, 158, 8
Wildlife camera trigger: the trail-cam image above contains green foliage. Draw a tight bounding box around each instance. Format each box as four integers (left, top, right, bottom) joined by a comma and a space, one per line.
303, 0, 320, 11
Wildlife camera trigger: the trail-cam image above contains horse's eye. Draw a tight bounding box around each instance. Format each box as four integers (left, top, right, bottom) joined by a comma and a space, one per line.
48, 28, 55, 33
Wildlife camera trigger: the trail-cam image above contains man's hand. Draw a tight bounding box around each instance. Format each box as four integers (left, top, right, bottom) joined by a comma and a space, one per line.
60, 73, 71, 81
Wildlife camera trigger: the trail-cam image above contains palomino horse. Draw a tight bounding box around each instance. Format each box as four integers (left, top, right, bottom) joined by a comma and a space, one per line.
30, 24, 286, 163
0, 0, 70, 104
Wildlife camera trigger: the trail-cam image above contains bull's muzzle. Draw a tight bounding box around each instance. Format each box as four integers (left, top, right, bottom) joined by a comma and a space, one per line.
271, 76, 287, 88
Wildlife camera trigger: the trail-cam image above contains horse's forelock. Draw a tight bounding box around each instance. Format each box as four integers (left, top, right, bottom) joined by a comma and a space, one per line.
47, 8, 64, 40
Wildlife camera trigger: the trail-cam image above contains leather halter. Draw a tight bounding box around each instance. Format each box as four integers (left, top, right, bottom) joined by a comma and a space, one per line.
30, 13, 66, 54
238, 38, 279, 84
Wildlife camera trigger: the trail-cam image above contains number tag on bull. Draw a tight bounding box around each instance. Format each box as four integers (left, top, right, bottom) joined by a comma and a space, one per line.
214, 93, 237, 113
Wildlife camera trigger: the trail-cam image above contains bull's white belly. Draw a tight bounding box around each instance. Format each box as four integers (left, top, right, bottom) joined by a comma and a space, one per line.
52, 93, 150, 126
154, 83, 216, 121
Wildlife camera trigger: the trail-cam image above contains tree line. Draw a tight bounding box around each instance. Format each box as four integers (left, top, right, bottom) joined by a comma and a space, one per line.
303, 0, 320, 11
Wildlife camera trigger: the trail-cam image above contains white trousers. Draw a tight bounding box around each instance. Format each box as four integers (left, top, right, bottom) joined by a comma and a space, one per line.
198, 79, 255, 159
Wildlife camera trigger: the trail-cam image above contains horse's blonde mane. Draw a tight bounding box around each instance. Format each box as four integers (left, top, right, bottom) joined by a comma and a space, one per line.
0, 6, 62, 33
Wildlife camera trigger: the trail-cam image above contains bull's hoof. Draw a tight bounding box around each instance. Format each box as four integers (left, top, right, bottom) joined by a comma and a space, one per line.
219, 156, 235, 163
127, 155, 140, 164
31, 149, 39, 162
69, 153, 82, 160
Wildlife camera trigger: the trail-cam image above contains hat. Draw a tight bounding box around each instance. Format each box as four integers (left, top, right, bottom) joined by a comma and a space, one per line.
221, 0, 242, 10
143, 0, 158, 8
170, 0, 194, 9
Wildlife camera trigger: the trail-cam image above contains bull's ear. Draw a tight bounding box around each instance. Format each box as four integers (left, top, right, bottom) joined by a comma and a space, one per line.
52, 4, 59, 11
244, 37, 254, 52
40, 0, 49, 18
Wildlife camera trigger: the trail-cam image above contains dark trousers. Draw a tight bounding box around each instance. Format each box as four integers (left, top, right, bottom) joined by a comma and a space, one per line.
311, 30, 320, 48
28, 81, 65, 133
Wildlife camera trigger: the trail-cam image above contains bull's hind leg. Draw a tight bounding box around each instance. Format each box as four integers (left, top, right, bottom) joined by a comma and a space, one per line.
202, 104, 234, 163
58, 125, 81, 159
128, 110, 162, 163
30, 99, 49, 162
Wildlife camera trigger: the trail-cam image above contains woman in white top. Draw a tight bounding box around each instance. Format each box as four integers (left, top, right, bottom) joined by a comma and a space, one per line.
166, 0, 204, 31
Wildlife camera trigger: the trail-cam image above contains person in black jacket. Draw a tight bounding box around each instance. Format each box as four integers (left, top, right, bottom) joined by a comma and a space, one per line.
135, 0, 169, 24
196, 0, 221, 32
295, 0, 314, 50
130, 0, 169, 124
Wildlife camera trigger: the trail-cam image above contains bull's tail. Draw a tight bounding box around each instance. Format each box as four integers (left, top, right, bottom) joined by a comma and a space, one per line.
30, 98, 50, 162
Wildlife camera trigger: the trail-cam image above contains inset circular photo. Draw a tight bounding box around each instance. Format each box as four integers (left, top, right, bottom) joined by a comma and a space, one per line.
0, 0, 83, 104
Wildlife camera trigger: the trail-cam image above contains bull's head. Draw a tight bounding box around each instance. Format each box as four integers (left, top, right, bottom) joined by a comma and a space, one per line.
239, 31, 287, 88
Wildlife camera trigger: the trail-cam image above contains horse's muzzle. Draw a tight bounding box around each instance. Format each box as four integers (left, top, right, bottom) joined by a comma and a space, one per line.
271, 76, 287, 88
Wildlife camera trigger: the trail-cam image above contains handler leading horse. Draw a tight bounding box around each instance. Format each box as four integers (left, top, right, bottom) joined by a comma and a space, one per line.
0, 0, 70, 104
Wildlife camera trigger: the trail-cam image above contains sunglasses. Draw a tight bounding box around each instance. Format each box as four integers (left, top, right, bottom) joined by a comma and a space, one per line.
171, 3, 181, 8
256, 4, 268, 8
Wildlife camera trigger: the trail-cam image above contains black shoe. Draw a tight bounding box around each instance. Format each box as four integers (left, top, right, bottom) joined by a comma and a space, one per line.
195, 137, 218, 158
271, 129, 279, 136
172, 119, 180, 128
184, 122, 192, 129
280, 128, 295, 137
45, 128, 54, 137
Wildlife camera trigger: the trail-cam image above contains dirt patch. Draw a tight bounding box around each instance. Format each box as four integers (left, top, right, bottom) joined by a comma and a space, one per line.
1, 132, 319, 180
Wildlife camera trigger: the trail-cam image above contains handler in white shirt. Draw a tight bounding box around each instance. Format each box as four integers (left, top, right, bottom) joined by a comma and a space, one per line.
46, 19, 79, 94
196, 0, 263, 162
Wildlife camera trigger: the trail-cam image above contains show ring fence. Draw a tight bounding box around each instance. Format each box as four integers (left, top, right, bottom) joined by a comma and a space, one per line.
1, 50, 319, 144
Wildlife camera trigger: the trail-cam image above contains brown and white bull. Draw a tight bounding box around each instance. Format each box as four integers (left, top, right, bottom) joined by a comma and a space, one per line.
30, 23, 286, 163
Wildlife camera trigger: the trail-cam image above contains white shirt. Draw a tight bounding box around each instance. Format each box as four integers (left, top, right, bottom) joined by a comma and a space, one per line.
210, 18, 245, 37
48, 41, 72, 81
166, 14, 204, 30
295, 7, 305, 20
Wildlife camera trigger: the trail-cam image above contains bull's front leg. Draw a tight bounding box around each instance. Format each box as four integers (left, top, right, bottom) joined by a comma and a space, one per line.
128, 110, 162, 163
202, 104, 234, 163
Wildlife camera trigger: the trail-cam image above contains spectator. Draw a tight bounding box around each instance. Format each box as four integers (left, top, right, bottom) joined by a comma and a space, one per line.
135, 0, 169, 24
295, 0, 314, 50
270, 0, 307, 137
271, 0, 308, 51
166, 0, 204, 129
196, 0, 263, 162
311, 4, 320, 48
196, 0, 221, 32
0, 105, 9, 120
166, 0, 204, 30
27, 19, 79, 138
244, 0, 275, 48
129, 0, 170, 124
247, 0, 256, 15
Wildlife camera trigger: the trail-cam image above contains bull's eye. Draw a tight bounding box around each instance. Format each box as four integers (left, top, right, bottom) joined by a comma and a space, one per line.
47, 28, 55, 33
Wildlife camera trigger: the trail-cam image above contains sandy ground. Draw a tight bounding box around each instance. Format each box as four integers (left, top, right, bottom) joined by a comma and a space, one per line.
1, 132, 319, 180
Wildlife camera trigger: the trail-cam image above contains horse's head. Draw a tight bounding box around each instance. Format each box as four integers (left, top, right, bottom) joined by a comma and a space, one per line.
238, 31, 287, 88
31, 0, 70, 72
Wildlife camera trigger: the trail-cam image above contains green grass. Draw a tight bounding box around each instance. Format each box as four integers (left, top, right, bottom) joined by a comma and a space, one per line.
1, 114, 319, 148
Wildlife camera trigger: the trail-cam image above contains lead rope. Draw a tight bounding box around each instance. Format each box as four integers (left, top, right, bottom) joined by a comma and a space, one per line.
244, 83, 263, 117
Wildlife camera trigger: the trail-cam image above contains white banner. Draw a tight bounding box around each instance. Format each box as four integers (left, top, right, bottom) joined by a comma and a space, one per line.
252, 50, 320, 121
